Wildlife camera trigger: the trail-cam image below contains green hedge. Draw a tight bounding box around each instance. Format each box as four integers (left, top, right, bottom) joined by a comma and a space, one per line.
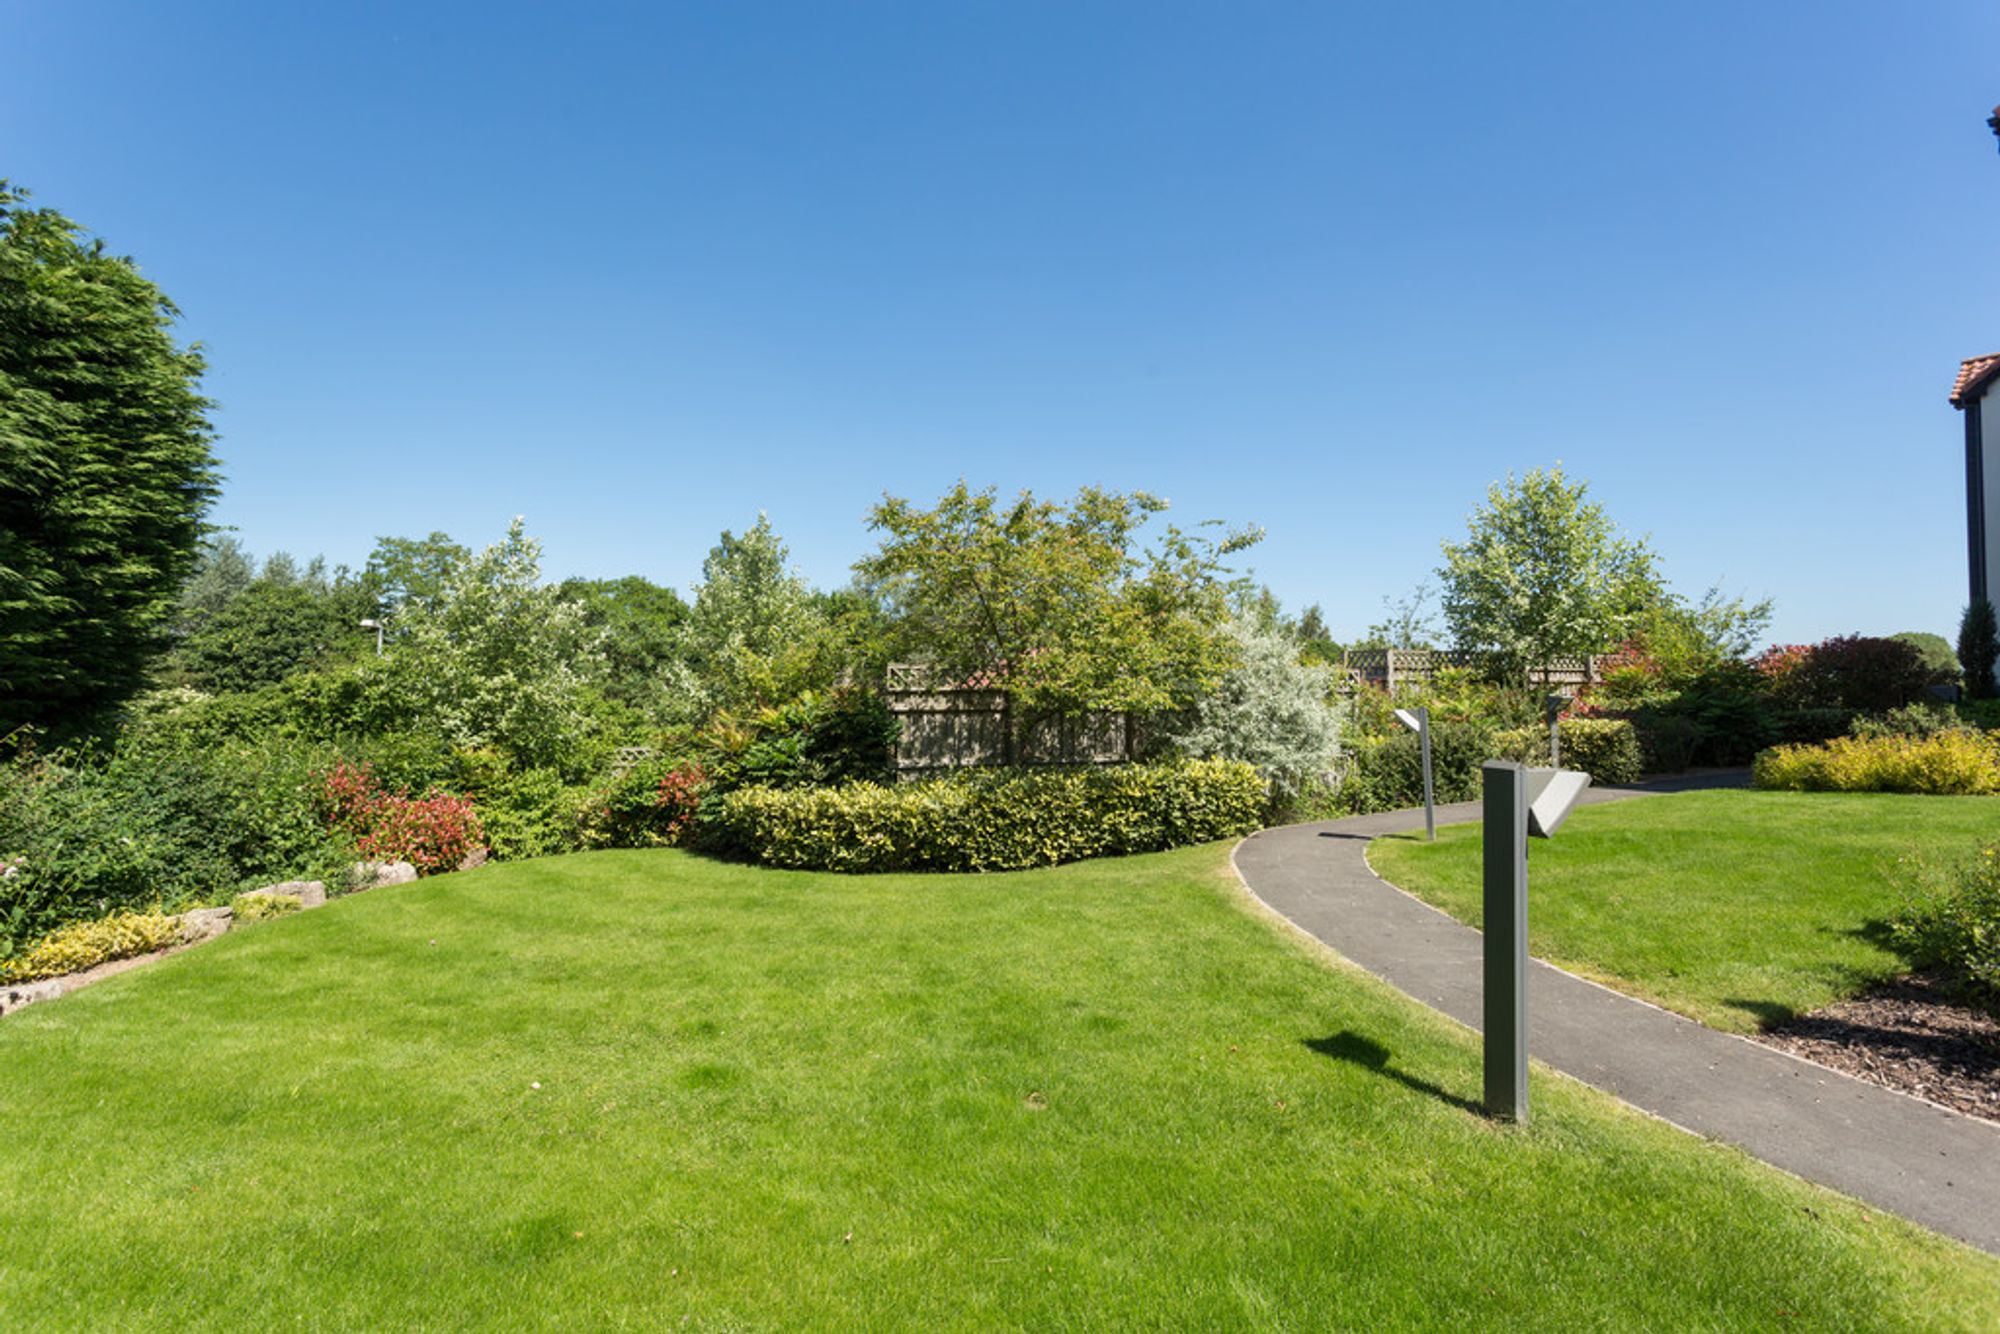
708, 759, 1267, 873
1335, 722, 1497, 815
1492, 719, 1643, 785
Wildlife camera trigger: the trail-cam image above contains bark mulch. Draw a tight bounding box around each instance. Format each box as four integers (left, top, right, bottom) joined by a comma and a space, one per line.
1759, 975, 2000, 1124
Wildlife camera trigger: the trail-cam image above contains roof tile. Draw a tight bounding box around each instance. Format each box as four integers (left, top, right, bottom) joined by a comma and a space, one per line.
1951, 353, 2000, 407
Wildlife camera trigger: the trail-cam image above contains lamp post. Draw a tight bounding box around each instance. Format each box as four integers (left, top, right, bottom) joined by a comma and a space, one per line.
1480, 759, 1591, 1123
358, 618, 384, 656
1392, 706, 1435, 841
1544, 693, 1565, 767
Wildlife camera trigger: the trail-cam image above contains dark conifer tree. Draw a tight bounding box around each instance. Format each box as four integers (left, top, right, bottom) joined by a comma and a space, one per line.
0, 182, 219, 735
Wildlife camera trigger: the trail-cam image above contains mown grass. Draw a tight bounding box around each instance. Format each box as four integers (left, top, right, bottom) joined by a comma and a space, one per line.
1, 842, 1995, 1328
1369, 789, 1999, 1033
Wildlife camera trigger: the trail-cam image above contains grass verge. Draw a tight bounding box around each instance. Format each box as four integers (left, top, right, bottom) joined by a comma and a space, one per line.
1368, 789, 1996, 1033
1, 841, 1995, 1328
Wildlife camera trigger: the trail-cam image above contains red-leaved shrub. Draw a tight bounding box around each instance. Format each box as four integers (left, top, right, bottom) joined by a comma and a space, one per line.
1758, 636, 1935, 712
654, 763, 706, 844
1751, 643, 1812, 689
320, 760, 383, 835
318, 761, 487, 875
358, 792, 486, 875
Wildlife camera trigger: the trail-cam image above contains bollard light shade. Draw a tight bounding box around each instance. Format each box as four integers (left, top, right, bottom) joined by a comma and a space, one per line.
1525, 767, 1591, 838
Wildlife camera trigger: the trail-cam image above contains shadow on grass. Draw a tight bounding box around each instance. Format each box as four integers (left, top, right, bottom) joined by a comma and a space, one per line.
1721, 998, 1800, 1031
1303, 1030, 1482, 1115
1849, 917, 1901, 952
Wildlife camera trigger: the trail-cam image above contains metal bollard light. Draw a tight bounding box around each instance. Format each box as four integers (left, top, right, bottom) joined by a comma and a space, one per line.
1393, 706, 1436, 841
1480, 759, 1591, 1124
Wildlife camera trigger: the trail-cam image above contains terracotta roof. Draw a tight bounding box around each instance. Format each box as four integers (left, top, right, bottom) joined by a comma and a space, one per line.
1951, 353, 2000, 408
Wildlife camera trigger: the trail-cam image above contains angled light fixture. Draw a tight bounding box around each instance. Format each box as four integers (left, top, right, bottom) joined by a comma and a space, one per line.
1393, 706, 1435, 840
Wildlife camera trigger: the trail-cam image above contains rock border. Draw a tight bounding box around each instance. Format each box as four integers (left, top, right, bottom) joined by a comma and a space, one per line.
0, 860, 419, 1020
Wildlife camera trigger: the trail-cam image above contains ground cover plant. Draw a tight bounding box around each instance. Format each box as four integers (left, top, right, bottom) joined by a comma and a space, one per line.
1, 844, 1995, 1328
1368, 790, 2000, 1033
0, 909, 180, 983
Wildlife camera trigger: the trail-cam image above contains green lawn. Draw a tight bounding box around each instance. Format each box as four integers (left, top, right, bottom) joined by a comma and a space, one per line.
2, 843, 1995, 1328
1369, 789, 1996, 1034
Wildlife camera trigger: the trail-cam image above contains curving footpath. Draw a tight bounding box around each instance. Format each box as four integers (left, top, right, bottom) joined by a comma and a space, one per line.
1232, 774, 2000, 1255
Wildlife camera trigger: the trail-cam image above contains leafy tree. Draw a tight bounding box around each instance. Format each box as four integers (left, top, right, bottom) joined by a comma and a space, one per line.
161, 538, 376, 694
1774, 635, 1936, 712
558, 575, 690, 718
1892, 631, 1960, 681
1295, 602, 1341, 666
1623, 585, 1774, 682
0, 181, 220, 735
1437, 468, 1659, 676
365, 531, 470, 620
856, 482, 1260, 720
674, 516, 830, 718
379, 519, 602, 769
814, 582, 896, 689
1958, 602, 1998, 701
171, 580, 375, 695
1167, 612, 1344, 805
259, 551, 302, 587
1228, 583, 1288, 635
176, 536, 257, 627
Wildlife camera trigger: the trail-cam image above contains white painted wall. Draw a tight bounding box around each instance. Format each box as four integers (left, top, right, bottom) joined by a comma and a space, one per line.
1984, 382, 2000, 610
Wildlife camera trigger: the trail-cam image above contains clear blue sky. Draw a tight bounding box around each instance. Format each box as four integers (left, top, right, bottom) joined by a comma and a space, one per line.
7, 2, 1999, 645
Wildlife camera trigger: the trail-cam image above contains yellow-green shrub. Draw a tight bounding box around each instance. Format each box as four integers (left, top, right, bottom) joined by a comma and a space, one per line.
1752, 730, 2000, 795
1491, 719, 1643, 784
0, 911, 181, 983
711, 758, 1268, 873
230, 893, 300, 922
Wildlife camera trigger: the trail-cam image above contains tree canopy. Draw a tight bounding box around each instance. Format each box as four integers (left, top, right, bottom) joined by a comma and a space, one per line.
0, 182, 219, 736
673, 515, 830, 719
557, 575, 690, 719
856, 483, 1260, 717
378, 519, 603, 768
1437, 467, 1659, 673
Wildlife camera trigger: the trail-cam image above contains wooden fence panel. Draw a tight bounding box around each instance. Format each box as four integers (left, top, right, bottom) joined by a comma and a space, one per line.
1342, 649, 1606, 693
885, 663, 1135, 775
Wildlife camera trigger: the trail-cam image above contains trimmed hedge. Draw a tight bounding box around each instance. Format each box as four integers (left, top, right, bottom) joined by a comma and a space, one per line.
1492, 719, 1643, 785
1336, 722, 1497, 814
709, 758, 1267, 873
1632, 714, 1700, 775
1753, 731, 2000, 795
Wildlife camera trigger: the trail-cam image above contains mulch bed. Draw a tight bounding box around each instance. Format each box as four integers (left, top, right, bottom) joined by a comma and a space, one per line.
1758, 975, 2000, 1124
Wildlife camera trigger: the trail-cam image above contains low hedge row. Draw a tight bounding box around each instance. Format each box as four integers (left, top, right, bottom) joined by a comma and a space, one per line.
1752, 731, 2000, 795
708, 758, 1267, 873
1492, 719, 1643, 785
1334, 717, 1642, 814
1335, 723, 1496, 814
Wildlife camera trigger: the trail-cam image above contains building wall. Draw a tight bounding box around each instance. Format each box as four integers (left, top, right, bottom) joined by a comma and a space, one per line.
1984, 383, 2000, 609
